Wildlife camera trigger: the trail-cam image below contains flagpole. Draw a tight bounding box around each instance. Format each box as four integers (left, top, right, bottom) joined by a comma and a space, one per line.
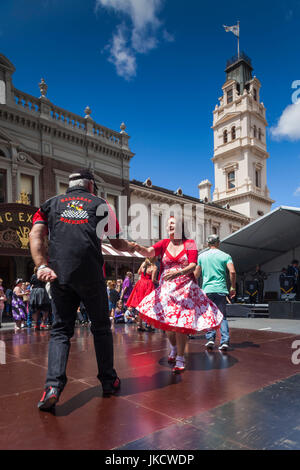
237, 20, 240, 58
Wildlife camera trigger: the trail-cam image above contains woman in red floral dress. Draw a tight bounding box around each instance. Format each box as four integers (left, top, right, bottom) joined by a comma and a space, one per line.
130, 216, 223, 373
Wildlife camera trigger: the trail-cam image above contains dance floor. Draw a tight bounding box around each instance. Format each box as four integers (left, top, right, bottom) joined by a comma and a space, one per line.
0, 322, 300, 450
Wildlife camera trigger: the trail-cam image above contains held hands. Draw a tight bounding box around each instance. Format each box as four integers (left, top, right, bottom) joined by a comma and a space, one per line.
37, 267, 57, 283
127, 241, 140, 253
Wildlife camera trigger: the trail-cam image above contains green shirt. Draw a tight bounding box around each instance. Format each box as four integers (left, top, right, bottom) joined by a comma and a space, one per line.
198, 249, 233, 294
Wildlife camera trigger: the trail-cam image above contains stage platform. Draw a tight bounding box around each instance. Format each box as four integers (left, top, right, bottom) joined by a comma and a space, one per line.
1, 323, 300, 450
227, 303, 269, 318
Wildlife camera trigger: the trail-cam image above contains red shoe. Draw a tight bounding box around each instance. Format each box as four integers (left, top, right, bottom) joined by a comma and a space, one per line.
172, 365, 185, 374
167, 355, 176, 364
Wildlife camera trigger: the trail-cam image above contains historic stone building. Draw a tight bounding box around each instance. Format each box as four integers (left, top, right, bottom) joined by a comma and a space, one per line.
0, 53, 136, 285
200, 52, 274, 221
130, 178, 249, 249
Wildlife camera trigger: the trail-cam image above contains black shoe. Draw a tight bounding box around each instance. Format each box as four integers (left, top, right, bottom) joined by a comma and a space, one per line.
102, 377, 121, 397
146, 326, 155, 332
37, 386, 61, 411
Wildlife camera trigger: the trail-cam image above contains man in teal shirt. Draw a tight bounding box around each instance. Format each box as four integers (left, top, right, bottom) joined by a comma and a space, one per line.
195, 234, 236, 350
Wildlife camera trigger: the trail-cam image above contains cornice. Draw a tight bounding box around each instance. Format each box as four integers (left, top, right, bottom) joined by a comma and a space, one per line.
0, 105, 134, 161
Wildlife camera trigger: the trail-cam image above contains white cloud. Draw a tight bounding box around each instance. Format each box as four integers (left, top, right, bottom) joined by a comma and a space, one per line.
294, 187, 300, 196
107, 24, 137, 80
271, 103, 300, 141
96, 0, 172, 80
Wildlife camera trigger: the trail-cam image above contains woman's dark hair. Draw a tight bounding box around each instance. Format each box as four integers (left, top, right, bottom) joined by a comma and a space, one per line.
169, 216, 187, 240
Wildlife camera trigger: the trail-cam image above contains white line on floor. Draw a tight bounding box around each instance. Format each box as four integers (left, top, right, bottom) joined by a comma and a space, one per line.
258, 327, 272, 330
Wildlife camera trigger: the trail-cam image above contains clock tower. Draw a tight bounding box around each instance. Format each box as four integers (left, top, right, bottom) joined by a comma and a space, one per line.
212, 52, 274, 220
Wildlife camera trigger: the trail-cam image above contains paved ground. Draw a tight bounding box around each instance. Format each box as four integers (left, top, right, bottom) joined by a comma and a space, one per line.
228, 317, 300, 335
1, 320, 300, 450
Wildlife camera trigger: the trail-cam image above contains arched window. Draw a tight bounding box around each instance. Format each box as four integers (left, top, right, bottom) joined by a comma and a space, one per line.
223, 130, 228, 144
253, 125, 257, 138
231, 126, 236, 140
258, 128, 262, 141
0, 170, 6, 203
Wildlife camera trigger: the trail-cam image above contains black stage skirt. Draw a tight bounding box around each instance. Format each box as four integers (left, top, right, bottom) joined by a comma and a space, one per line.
29, 288, 50, 311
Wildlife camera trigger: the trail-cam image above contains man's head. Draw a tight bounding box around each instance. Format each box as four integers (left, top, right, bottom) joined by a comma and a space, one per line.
68, 169, 98, 194
126, 272, 133, 279
207, 234, 220, 248
292, 259, 299, 267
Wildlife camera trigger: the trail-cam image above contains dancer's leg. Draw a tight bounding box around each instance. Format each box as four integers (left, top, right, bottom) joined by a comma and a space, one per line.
167, 331, 176, 346
175, 333, 188, 357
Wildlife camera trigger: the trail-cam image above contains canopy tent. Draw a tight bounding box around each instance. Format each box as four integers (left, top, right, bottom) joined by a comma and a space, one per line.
101, 243, 144, 259
219, 206, 300, 275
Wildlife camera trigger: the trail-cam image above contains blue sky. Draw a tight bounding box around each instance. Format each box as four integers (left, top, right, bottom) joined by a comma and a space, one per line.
1, 0, 300, 208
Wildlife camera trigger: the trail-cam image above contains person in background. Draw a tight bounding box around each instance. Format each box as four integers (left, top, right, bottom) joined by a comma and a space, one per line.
111, 300, 125, 324
115, 279, 123, 298
251, 264, 267, 303
124, 306, 137, 324
77, 302, 89, 326
195, 234, 236, 351
126, 258, 157, 332
120, 272, 133, 306
287, 260, 300, 300
12, 279, 27, 331
5, 286, 13, 319
107, 281, 119, 317
0, 278, 7, 328
29, 267, 51, 330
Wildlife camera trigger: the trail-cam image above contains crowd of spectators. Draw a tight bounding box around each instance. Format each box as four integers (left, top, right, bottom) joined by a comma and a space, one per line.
0, 269, 154, 333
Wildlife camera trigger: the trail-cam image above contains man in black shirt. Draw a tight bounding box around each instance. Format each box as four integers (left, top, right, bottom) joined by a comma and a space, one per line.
30, 169, 135, 411
251, 264, 267, 303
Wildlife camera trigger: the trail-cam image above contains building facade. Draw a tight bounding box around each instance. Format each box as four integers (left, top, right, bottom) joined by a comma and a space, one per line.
130, 178, 249, 249
209, 52, 274, 220
0, 53, 135, 285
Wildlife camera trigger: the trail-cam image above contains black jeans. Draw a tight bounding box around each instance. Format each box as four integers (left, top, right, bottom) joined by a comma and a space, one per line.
45, 279, 117, 391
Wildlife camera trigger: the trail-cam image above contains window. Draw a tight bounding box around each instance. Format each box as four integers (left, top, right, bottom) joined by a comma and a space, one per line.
231, 126, 236, 140
255, 169, 261, 188
253, 125, 257, 138
253, 88, 257, 101
59, 182, 69, 194
152, 213, 162, 240
227, 171, 235, 190
212, 226, 218, 235
0, 170, 6, 203
106, 194, 118, 215
227, 88, 233, 104
20, 174, 34, 205
258, 128, 262, 141
223, 130, 228, 144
